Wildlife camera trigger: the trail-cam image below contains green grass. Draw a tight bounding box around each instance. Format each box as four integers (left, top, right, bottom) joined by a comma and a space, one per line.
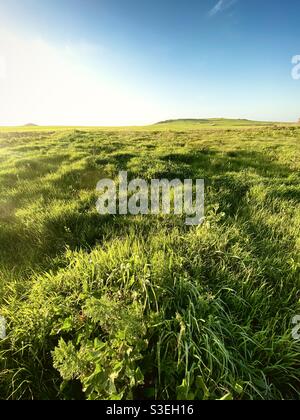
0, 122, 299, 400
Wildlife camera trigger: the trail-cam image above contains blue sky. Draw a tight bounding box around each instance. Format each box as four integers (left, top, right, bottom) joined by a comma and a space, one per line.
0, 0, 299, 125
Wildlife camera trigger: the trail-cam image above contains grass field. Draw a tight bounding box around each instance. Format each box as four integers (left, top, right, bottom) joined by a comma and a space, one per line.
0, 120, 299, 400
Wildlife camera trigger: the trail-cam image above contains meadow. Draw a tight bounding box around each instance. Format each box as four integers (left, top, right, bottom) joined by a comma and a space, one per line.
0, 120, 299, 400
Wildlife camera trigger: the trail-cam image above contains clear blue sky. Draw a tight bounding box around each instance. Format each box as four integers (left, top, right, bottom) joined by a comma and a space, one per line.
0, 0, 299, 125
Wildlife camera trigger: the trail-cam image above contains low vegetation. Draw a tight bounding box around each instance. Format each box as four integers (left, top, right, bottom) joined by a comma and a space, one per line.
0, 121, 299, 400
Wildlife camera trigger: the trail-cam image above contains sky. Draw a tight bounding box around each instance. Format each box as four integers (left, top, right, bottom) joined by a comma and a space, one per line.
0, 0, 299, 126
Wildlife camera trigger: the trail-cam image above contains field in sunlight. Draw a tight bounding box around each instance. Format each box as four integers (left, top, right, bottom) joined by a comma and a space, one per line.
0, 122, 299, 400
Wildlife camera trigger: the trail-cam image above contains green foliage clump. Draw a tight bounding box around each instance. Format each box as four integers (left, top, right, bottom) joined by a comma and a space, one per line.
53, 295, 146, 400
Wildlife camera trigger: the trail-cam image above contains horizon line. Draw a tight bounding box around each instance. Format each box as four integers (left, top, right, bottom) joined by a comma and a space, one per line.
0, 117, 298, 128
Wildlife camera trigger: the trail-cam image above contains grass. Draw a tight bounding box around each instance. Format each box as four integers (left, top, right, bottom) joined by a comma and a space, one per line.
0, 120, 299, 400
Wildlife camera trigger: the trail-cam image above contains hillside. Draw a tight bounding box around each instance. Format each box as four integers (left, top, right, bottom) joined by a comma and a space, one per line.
155, 118, 275, 128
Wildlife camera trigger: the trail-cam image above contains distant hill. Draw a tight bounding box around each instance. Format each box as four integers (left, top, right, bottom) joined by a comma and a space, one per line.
156, 118, 212, 125
24, 123, 38, 127
155, 118, 273, 127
